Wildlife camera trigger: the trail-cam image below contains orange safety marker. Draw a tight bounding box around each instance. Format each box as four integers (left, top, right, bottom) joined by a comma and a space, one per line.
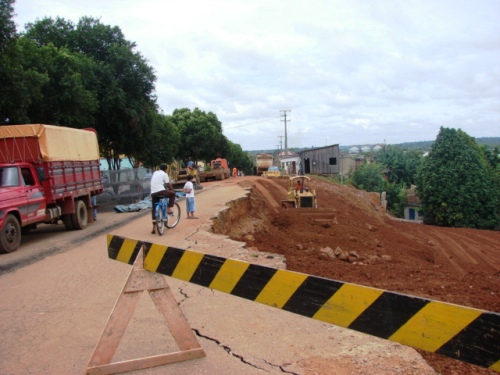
83, 246, 205, 375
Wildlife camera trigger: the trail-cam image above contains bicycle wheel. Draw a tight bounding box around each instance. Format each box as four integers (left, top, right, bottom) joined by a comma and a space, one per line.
156, 205, 165, 235
166, 202, 181, 229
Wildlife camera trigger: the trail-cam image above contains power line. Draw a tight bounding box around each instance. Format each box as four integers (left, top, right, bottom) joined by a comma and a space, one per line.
223, 116, 280, 130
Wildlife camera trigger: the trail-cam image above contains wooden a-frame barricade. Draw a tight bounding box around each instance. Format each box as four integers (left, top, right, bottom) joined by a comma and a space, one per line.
83, 246, 205, 375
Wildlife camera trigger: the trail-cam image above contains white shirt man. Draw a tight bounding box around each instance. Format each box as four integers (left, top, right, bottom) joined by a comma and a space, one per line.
151, 168, 170, 194
150, 164, 176, 233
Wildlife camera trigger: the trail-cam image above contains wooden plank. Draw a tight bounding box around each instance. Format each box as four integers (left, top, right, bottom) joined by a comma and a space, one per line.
84, 245, 205, 374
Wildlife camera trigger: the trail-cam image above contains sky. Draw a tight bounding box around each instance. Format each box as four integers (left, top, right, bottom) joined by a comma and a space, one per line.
13, 0, 500, 151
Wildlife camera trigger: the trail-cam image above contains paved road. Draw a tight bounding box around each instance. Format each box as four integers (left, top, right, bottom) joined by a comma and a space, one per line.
0, 178, 435, 375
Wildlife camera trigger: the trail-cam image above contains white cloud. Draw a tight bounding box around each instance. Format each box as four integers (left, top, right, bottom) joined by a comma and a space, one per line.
13, 0, 500, 150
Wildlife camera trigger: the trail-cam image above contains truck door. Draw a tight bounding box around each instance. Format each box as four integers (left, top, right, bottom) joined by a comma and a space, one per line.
20, 167, 47, 225
0, 166, 28, 223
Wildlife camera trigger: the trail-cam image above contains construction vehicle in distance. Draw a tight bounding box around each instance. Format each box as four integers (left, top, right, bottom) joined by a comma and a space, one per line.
198, 158, 230, 182
262, 165, 281, 178
281, 175, 317, 208
173, 165, 200, 186
281, 175, 336, 224
255, 153, 273, 176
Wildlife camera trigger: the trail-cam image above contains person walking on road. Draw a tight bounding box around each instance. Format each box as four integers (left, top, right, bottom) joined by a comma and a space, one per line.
150, 164, 176, 233
183, 175, 198, 219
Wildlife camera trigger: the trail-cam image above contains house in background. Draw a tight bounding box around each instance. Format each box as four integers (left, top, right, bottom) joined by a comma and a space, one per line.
298, 144, 340, 175
279, 154, 301, 175
349, 146, 360, 154
404, 185, 424, 222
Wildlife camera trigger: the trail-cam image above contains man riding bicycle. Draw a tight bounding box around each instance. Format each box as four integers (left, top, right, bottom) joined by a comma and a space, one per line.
150, 164, 176, 234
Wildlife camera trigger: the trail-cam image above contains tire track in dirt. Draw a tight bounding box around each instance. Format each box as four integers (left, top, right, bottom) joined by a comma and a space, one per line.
448, 230, 500, 271
253, 178, 288, 215
425, 227, 500, 276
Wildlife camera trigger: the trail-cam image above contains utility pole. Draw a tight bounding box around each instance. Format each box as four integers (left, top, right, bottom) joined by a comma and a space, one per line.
280, 110, 290, 156
277, 136, 283, 151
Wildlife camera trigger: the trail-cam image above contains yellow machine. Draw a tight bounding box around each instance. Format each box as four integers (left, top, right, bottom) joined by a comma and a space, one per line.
169, 160, 201, 189
281, 175, 317, 208
262, 166, 281, 178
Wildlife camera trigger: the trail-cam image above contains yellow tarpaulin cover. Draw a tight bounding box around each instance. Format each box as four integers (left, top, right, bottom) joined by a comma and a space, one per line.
0, 124, 100, 161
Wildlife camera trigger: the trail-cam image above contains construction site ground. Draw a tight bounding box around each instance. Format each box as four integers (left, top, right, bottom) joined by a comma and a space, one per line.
0, 175, 498, 375
216, 176, 500, 375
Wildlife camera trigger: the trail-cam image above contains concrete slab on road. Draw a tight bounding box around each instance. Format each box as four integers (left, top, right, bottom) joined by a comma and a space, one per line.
0, 178, 436, 375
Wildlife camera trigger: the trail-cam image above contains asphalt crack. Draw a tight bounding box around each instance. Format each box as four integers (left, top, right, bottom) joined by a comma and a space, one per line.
192, 328, 266, 371
263, 359, 300, 374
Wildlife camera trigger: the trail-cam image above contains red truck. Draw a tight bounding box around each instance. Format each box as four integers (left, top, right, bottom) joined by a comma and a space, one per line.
0, 124, 103, 253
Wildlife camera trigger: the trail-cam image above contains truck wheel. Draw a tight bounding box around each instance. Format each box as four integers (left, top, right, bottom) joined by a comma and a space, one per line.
71, 200, 88, 230
62, 214, 74, 230
0, 214, 21, 253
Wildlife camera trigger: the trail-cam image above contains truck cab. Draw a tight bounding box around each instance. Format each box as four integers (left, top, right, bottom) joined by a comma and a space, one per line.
210, 158, 229, 171
0, 163, 47, 252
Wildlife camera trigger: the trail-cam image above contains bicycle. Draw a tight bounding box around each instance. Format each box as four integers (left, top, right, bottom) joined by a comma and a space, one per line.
154, 196, 181, 235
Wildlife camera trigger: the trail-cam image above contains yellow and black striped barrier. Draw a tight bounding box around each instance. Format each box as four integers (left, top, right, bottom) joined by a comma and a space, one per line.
107, 235, 500, 372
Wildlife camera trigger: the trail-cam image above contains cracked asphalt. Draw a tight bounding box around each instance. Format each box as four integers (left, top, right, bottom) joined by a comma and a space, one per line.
0, 177, 435, 375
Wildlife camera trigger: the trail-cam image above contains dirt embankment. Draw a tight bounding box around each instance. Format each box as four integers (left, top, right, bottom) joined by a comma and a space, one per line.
213, 176, 500, 375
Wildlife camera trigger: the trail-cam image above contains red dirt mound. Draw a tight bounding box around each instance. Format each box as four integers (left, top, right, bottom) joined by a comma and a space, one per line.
222, 176, 500, 375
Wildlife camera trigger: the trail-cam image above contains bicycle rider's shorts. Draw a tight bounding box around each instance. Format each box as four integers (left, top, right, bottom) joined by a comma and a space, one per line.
186, 197, 196, 213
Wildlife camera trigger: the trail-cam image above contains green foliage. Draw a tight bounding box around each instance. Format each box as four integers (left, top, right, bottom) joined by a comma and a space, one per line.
24, 16, 75, 48
352, 162, 385, 192
416, 127, 500, 229
165, 107, 253, 174
375, 145, 423, 186
480, 145, 500, 170
225, 141, 254, 176
21, 42, 99, 127
168, 108, 227, 163
384, 182, 407, 218
4, 15, 158, 167
0, 0, 16, 52
137, 114, 180, 169
0, 38, 48, 124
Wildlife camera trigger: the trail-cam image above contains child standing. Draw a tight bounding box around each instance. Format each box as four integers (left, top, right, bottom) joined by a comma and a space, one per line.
183, 175, 198, 219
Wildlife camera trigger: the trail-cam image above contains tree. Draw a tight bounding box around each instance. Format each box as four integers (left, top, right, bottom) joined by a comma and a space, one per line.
0, 0, 16, 52
22, 16, 159, 167
352, 162, 385, 192
480, 145, 500, 170
384, 182, 407, 218
225, 140, 254, 176
0, 38, 49, 124
23, 16, 74, 48
0, 0, 48, 124
375, 145, 422, 186
134, 113, 180, 169
416, 127, 499, 229
169, 108, 227, 165
19, 42, 99, 127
